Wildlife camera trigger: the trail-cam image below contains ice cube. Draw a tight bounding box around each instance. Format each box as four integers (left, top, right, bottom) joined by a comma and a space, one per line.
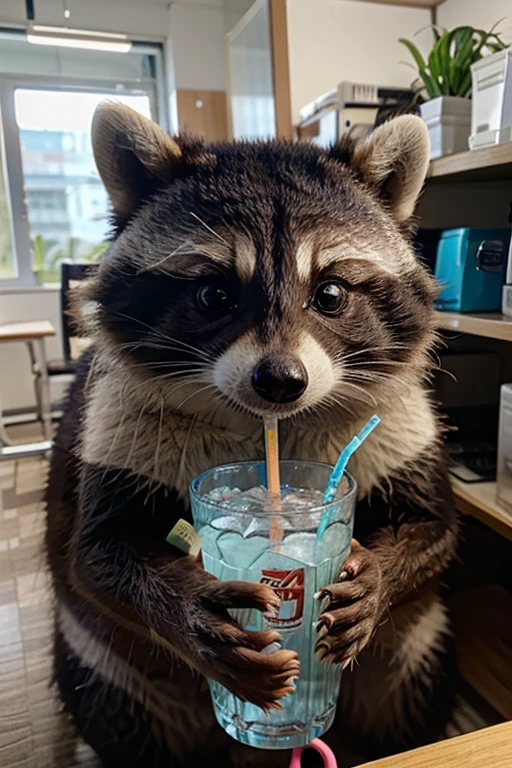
217, 531, 270, 568
314, 521, 352, 562
280, 488, 324, 513
243, 486, 268, 502
211, 515, 243, 533
227, 497, 259, 514
205, 485, 241, 503
199, 525, 222, 558
278, 531, 317, 566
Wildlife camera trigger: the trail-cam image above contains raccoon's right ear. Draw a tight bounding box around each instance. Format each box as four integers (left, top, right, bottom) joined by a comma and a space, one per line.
92, 103, 185, 217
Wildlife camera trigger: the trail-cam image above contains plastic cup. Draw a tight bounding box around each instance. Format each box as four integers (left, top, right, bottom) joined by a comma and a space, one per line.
190, 460, 356, 750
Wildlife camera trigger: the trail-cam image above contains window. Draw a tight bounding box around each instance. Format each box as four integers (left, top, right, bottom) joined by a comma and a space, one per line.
15, 89, 151, 283
0, 134, 14, 279
0, 33, 166, 286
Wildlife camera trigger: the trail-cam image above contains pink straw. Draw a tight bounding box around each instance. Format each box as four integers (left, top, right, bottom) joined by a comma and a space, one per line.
289, 739, 337, 768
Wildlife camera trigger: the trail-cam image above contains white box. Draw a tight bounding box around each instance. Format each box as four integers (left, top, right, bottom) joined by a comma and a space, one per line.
470, 49, 512, 149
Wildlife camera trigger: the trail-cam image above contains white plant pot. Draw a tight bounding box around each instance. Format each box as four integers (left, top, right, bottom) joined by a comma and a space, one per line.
420, 96, 472, 160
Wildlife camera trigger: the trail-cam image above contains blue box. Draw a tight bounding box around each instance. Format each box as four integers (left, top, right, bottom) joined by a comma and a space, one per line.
435, 228, 511, 313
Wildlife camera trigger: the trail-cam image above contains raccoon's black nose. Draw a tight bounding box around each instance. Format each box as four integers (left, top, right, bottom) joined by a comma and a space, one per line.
252, 356, 308, 404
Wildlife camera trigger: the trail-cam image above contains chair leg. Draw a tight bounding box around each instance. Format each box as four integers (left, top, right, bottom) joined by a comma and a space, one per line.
26, 341, 43, 423
0, 384, 13, 447
34, 373, 43, 423
30, 340, 53, 442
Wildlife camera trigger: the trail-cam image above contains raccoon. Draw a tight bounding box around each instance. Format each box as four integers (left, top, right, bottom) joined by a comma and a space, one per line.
45, 105, 459, 768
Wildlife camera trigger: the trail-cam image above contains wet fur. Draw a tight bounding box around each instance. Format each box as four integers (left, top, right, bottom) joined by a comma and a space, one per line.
46, 107, 459, 767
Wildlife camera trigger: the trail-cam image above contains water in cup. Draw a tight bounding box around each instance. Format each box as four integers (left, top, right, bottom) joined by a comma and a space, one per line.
190, 462, 356, 750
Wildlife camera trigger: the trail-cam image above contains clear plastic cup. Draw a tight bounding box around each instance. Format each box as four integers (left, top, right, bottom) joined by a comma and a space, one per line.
190, 460, 356, 750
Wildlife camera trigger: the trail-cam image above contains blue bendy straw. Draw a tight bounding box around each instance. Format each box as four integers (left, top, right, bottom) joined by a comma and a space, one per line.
317, 415, 381, 540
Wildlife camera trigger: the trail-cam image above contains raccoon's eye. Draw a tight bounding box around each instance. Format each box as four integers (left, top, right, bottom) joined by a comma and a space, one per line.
196, 281, 234, 314
313, 282, 347, 315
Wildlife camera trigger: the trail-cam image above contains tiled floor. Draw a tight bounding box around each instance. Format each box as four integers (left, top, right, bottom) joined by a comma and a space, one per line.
0, 427, 100, 768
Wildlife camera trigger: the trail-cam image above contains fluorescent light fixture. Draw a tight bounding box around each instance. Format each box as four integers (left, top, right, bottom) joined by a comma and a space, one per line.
27, 25, 132, 53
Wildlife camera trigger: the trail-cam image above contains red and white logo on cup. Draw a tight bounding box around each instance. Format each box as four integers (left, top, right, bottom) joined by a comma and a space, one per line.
260, 568, 305, 627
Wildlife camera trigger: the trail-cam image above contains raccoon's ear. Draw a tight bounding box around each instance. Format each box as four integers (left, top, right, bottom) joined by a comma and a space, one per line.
333, 116, 430, 223
92, 103, 184, 217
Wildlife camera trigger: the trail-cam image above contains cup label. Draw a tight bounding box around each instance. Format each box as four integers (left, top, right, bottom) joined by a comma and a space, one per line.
260, 568, 305, 627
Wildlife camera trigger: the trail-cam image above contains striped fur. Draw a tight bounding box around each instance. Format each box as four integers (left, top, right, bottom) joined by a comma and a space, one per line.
46, 107, 459, 767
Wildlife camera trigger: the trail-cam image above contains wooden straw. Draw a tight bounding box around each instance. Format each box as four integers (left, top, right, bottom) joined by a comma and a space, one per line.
263, 415, 283, 544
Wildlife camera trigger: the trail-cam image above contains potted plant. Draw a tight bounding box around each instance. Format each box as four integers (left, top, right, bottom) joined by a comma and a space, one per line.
400, 24, 508, 159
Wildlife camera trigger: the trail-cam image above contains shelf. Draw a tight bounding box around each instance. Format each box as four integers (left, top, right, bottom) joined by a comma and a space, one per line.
450, 585, 512, 720
428, 143, 512, 183
452, 478, 512, 542
434, 311, 512, 342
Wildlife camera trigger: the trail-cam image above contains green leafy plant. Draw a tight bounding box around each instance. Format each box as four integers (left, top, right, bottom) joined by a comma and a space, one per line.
83, 241, 109, 262
400, 23, 508, 100
31, 234, 109, 283
33, 234, 45, 272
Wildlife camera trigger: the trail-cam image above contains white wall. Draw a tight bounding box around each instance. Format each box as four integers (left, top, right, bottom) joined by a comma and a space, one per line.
168, 0, 253, 92
0, 289, 69, 412
438, 0, 512, 43
286, 0, 432, 125
169, 1, 227, 90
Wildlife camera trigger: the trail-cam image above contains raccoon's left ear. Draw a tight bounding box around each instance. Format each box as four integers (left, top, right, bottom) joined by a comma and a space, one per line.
332, 115, 430, 223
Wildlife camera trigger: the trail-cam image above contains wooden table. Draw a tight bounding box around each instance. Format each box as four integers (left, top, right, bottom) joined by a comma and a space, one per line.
0, 320, 56, 459
360, 721, 512, 767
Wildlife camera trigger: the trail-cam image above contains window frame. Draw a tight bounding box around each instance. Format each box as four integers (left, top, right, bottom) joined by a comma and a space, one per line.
0, 44, 168, 289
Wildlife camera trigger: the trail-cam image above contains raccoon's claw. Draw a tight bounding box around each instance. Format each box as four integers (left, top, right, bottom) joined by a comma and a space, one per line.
220, 644, 300, 712
202, 579, 281, 615
185, 576, 298, 710
314, 540, 386, 666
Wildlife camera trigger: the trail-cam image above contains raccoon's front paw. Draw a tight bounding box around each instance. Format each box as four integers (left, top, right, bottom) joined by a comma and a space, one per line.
314, 540, 387, 667
187, 577, 300, 711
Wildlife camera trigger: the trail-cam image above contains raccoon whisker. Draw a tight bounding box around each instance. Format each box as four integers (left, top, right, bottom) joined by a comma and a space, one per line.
335, 344, 409, 362
126, 391, 153, 466
174, 383, 218, 412
137, 239, 198, 275
153, 397, 165, 476
151, 370, 207, 382
342, 359, 410, 369
337, 380, 379, 408
177, 413, 198, 492
144, 362, 209, 372
343, 367, 393, 378
320, 393, 360, 421
343, 370, 399, 385
142, 335, 215, 362
117, 336, 214, 360
122, 341, 215, 365
161, 376, 207, 397
130, 361, 208, 370
189, 212, 229, 245
112, 312, 212, 359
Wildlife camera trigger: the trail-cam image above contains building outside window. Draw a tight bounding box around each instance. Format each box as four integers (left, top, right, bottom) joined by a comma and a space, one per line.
0, 32, 166, 286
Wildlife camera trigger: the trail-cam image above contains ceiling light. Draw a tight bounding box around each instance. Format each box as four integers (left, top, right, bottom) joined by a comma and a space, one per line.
27, 25, 132, 53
